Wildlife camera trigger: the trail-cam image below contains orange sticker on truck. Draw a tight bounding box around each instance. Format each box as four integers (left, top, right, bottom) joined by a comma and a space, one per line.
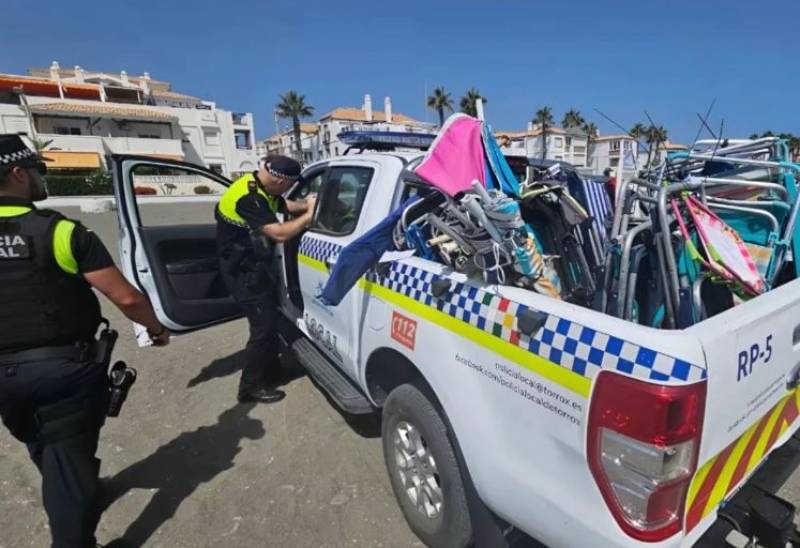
391, 311, 417, 350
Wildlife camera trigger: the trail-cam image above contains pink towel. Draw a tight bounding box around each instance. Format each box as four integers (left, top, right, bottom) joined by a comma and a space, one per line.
415, 114, 486, 196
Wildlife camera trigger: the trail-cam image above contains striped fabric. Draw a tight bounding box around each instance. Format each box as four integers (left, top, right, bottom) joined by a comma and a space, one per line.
582, 178, 612, 242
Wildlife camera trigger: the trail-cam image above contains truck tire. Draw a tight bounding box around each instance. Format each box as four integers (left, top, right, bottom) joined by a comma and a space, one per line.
382, 382, 473, 548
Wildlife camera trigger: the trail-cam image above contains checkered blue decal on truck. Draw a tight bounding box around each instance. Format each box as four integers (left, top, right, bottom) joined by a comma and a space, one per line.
299, 236, 706, 383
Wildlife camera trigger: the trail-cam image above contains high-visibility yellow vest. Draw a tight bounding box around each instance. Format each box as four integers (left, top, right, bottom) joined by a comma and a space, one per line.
0, 205, 79, 274
217, 173, 281, 228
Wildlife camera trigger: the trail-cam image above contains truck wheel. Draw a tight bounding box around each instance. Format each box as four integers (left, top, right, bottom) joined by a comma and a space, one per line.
382, 382, 473, 548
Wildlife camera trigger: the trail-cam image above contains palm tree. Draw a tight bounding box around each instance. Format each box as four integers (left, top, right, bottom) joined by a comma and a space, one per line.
629, 123, 648, 168
275, 91, 314, 162
427, 87, 454, 127
749, 133, 759, 140
459, 88, 487, 118
646, 125, 668, 167
30, 137, 53, 154
788, 135, 800, 161
630, 123, 648, 142
583, 122, 598, 170
561, 109, 585, 130
533, 107, 555, 160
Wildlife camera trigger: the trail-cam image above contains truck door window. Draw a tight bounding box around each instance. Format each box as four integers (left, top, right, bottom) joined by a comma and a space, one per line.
129, 164, 228, 227
291, 169, 325, 201
313, 166, 373, 235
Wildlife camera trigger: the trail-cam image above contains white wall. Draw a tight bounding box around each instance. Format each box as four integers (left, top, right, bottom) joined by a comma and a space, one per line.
1, 97, 258, 178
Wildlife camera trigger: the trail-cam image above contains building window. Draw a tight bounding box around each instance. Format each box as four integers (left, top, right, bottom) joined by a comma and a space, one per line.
55, 127, 82, 136
610, 158, 619, 167
234, 130, 251, 150
209, 164, 224, 175
610, 140, 621, 152
232, 113, 247, 125
623, 140, 632, 151
204, 130, 220, 146
565, 137, 572, 147
138, 134, 161, 139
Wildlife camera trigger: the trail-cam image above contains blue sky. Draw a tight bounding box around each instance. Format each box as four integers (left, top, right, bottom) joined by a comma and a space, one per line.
3, 0, 798, 143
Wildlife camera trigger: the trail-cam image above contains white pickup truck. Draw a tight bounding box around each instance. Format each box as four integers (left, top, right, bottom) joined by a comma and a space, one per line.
111, 150, 800, 548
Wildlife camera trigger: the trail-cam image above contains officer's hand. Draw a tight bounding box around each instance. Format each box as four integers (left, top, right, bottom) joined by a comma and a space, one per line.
305, 194, 318, 215
149, 327, 171, 347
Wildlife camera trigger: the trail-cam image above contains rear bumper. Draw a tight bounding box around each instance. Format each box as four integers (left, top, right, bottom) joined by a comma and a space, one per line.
693, 432, 800, 547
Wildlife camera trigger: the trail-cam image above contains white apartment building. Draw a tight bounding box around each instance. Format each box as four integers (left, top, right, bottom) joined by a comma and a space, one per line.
588, 135, 640, 180
262, 123, 321, 164
0, 62, 258, 177
260, 95, 436, 162
636, 141, 689, 169
496, 124, 589, 167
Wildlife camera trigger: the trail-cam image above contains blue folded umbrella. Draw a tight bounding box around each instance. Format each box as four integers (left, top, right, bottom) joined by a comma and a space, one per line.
482, 123, 521, 198
319, 197, 417, 306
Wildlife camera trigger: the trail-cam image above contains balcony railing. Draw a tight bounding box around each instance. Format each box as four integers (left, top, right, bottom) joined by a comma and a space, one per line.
43, 134, 183, 157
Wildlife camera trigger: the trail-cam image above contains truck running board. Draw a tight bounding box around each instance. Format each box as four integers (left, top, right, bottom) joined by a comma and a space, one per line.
291, 339, 376, 415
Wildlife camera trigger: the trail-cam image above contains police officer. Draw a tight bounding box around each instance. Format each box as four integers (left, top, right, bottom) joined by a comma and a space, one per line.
216, 155, 315, 404
0, 135, 170, 547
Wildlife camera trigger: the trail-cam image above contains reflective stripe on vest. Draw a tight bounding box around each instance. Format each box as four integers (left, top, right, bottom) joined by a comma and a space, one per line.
0, 206, 78, 274
217, 173, 281, 227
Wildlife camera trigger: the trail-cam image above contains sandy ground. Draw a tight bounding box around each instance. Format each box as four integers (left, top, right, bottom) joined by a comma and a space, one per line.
0, 204, 420, 548
1, 201, 799, 548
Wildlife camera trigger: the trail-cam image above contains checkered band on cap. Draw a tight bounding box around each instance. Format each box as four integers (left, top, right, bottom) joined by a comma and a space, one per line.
267, 164, 299, 181
0, 148, 35, 165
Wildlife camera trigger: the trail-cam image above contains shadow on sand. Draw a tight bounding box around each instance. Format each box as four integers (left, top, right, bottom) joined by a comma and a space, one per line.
102, 402, 264, 547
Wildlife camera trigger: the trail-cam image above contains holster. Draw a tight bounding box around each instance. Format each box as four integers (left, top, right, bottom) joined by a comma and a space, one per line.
93, 323, 118, 369
222, 243, 249, 276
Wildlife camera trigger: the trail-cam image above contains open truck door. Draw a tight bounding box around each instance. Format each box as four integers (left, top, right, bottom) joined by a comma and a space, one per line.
111, 155, 242, 343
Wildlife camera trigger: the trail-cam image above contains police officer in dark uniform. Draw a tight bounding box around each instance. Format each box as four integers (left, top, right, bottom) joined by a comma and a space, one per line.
216, 155, 315, 404
0, 135, 170, 547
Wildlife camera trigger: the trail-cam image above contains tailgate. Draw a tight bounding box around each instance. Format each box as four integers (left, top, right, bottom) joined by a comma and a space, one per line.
684, 278, 800, 534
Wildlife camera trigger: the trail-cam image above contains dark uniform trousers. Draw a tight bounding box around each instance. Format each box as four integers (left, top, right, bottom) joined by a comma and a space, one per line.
0, 354, 108, 548
220, 261, 281, 395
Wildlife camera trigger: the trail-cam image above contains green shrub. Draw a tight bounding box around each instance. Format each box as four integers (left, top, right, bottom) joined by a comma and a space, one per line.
46, 170, 113, 196
193, 185, 212, 194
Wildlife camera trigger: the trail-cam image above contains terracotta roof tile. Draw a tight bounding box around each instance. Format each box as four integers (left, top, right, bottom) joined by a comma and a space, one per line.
495, 126, 569, 138
320, 107, 425, 125
593, 134, 637, 142
151, 90, 201, 101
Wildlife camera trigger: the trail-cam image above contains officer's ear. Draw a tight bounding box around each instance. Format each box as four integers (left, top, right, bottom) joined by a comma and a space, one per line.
2, 165, 33, 192
0, 165, 22, 188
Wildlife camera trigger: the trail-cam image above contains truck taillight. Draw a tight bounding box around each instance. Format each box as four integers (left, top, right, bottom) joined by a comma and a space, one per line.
587, 372, 706, 542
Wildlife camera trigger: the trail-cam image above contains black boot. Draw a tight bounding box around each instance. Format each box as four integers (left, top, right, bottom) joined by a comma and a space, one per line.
238, 387, 286, 404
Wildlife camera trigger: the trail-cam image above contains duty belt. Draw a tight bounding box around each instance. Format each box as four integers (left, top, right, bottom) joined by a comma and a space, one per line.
0, 341, 94, 367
